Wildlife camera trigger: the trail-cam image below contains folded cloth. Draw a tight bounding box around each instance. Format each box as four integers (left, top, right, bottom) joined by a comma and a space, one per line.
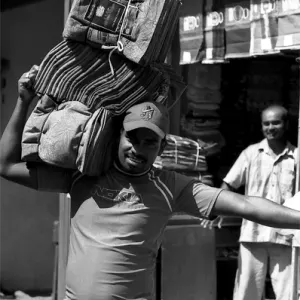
186, 86, 222, 104
181, 128, 226, 148
63, 0, 181, 65
250, 0, 279, 56
179, 0, 205, 64
22, 40, 186, 175
275, 2, 300, 50
224, 0, 251, 58
33, 40, 176, 114
181, 116, 222, 131
186, 109, 220, 118
153, 134, 208, 171
33, 39, 187, 115
200, 0, 226, 63
188, 101, 220, 111
22, 95, 120, 176
187, 63, 221, 90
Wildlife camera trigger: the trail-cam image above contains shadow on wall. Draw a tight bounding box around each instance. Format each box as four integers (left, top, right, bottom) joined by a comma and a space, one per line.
0, 0, 64, 295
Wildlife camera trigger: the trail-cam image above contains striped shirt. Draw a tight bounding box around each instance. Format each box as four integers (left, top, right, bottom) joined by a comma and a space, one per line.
223, 139, 297, 245
37, 163, 221, 300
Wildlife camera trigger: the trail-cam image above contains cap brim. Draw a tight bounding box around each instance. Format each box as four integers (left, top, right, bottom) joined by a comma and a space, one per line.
124, 120, 165, 138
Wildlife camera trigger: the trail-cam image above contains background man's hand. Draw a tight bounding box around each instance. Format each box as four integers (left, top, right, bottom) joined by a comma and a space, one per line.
18, 65, 39, 103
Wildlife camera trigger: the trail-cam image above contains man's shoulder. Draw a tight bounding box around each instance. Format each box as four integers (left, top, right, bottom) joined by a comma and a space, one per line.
242, 141, 262, 157
150, 168, 195, 187
287, 142, 297, 155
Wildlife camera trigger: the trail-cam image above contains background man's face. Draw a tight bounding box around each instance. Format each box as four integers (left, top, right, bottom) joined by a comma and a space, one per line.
261, 109, 287, 141
118, 128, 163, 174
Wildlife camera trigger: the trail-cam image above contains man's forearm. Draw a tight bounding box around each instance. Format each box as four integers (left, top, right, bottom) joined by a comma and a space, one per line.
214, 190, 300, 230
0, 97, 31, 170
245, 195, 300, 229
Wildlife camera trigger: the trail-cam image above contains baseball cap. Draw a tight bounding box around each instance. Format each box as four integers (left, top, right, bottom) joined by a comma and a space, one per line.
123, 101, 169, 138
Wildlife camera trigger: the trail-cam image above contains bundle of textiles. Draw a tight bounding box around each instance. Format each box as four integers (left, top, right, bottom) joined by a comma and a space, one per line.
21, 40, 185, 176
33, 40, 173, 114
63, 0, 182, 65
22, 98, 121, 176
153, 134, 208, 172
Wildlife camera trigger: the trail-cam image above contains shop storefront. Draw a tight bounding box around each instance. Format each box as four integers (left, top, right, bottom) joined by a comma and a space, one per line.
159, 0, 300, 299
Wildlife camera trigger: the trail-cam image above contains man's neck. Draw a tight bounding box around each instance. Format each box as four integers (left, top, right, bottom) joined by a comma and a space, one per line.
267, 138, 288, 157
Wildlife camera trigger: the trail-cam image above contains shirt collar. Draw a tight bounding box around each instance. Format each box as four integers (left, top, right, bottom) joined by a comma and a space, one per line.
113, 161, 151, 177
258, 138, 294, 157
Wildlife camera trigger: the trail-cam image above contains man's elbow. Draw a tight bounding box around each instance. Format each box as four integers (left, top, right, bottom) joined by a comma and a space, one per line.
221, 181, 234, 191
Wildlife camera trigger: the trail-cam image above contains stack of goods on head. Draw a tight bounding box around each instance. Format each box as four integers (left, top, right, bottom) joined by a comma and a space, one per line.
21, 0, 185, 176
181, 63, 225, 154
153, 134, 214, 186
63, 0, 182, 65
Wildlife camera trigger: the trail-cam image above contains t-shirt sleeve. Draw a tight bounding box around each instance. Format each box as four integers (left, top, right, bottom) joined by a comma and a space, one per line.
172, 172, 222, 220
33, 163, 74, 193
223, 150, 248, 190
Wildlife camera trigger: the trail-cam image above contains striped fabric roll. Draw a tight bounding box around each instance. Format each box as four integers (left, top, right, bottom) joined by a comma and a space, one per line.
63, 0, 182, 65
33, 40, 174, 115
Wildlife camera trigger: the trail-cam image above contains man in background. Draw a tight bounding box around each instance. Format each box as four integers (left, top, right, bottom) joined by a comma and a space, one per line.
222, 105, 297, 300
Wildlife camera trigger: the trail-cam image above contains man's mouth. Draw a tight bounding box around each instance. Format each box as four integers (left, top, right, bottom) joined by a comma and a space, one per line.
127, 155, 145, 164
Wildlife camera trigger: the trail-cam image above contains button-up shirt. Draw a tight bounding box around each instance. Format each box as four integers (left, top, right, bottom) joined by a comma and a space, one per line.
223, 139, 298, 245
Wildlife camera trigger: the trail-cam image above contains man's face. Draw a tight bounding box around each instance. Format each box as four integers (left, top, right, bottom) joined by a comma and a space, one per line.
118, 127, 164, 174
262, 109, 287, 141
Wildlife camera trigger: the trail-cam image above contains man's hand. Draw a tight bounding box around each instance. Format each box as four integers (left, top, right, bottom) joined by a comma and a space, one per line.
201, 216, 224, 229
18, 65, 39, 103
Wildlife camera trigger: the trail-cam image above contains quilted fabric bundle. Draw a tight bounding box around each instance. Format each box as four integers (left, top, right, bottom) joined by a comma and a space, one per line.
22, 96, 121, 176
63, 0, 182, 65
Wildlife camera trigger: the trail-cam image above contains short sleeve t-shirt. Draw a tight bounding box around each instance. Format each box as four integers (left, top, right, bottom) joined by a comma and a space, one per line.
37, 164, 222, 300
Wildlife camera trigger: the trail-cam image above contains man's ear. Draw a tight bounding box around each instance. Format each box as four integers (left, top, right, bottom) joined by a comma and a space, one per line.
158, 138, 167, 156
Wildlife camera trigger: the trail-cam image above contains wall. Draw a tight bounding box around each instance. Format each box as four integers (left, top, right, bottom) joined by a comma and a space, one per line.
1, 0, 64, 294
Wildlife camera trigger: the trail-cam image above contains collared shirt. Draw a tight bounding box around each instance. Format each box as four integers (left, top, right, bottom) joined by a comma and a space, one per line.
223, 139, 298, 245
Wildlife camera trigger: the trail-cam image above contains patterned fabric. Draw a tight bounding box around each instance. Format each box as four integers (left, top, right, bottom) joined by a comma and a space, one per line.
250, 0, 279, 56
33, 40, 173, 114
275, 1, 300, 50
223, 139, 298, 245
187, 63, 221, 90
179, 0, 204, 64
224, 0, 251, 58
201, 0, 226, 63
63, 0, 181, 65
